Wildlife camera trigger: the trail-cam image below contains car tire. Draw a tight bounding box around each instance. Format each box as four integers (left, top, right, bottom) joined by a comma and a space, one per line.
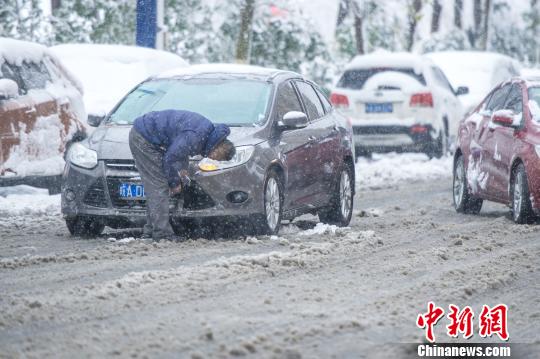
426, 128, 447, 159
318, 162, 354, 226
453, 155, 483, 214
511, 163, 535, 224
254, 169, 283, 235
66, 216, 104, 237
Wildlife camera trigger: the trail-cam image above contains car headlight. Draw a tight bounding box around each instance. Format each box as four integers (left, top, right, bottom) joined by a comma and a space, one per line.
536, 145, 540, 158
198, 145, 255, 172
68, 142, 98, 169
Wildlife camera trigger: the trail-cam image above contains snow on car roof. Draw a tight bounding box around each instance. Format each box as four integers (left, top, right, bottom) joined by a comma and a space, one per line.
49, 44, 189, 116
345, 50, 431, 72
0, 37, 50, 66
156, 63, 298, 80
425, 51, 519, 72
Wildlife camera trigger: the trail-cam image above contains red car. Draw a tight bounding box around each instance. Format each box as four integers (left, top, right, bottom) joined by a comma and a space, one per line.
453, 77, 540, 223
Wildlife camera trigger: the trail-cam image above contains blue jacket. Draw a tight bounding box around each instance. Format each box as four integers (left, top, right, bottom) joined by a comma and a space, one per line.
133, 110, 231, 188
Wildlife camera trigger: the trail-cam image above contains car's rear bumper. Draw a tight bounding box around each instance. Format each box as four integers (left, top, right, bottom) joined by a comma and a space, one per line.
61, 159, 265, 228
353, 124, 434, 152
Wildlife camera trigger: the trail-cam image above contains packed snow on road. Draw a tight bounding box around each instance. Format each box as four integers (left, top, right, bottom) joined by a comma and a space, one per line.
1, 154, 538, 358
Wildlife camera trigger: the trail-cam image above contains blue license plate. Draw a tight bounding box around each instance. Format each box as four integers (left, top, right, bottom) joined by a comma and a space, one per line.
365, 103, 393, 113
119, 183, 145, 199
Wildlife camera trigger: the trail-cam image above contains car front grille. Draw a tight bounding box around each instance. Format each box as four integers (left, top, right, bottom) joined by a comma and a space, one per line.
83, 179, 108, 208
104, 159, 138, 172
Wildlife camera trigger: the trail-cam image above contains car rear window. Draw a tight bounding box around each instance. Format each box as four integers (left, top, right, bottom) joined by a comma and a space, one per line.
336, 68, 426, 90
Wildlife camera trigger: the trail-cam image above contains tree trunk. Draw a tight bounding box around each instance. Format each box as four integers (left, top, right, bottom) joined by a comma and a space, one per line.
431, 0, 442, 33
235, 0, 255, 63
479, 0, 491, 50
354, 14, 364, 54
473, 0, 482, 45
454, 0, 463, 29
51, 0, 61, 11
407, 0, 422, 51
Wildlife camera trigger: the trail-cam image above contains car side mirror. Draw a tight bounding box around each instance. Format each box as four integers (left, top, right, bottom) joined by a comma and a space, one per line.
491, 110, 517, 128
0, 79, 19, 100
455, 86, 469, 96
87, 114, 105, 127
278, 111, 309, 130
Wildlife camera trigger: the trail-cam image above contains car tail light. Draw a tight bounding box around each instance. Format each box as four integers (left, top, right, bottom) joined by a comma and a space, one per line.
410, 92, 433, 107
330, 93, 350, 108
410, 125, 429, 134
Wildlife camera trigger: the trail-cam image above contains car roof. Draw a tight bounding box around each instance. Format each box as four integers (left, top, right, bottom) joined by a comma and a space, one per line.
50, 44, 188, 66
344, 50, 431, 71
155, 63, 301, 82
425, 51, 520, 71
0, 37, 50, 66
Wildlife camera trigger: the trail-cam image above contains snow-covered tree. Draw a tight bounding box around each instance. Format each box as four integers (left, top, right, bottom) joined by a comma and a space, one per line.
0, 0, 51, 43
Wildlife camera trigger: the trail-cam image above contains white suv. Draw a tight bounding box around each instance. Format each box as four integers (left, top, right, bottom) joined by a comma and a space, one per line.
331, 51, 467, 158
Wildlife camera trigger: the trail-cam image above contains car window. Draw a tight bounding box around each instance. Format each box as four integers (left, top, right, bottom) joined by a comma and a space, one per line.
431, 66, 454, 93
273, 81, 303, 122
486, 84, 511, 112
0, 62, 25, 95
314, 86, 332, 113
18, 61, 52, 90
337, 68, 426, 90
528, 87, 540, 123
295, 81, 325, 121
504, 84, 523, 114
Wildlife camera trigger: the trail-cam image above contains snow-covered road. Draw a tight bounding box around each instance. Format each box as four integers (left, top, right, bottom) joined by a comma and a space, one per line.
1, 154, 539, 358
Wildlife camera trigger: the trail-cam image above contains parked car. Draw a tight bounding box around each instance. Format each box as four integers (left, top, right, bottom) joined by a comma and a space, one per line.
61, 64, 355, 236
331, 51, 466, 159
0, 37, 86, 193
453, 76, 540, 223
50, 44, 188, 122
426, 51, 521, 114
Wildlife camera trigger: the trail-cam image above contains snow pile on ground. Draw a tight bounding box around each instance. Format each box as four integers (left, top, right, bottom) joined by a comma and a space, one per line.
0, 186, 60, 217
356, 152, 452, 189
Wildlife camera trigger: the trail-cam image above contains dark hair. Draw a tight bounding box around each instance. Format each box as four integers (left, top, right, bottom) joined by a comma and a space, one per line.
219, 139, 236, 161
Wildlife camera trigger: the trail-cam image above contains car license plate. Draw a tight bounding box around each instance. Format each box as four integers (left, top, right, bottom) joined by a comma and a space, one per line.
119, 183, 145, 199
365, 103, 393, 113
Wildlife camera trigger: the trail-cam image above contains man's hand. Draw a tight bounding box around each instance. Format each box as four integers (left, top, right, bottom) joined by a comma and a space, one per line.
170, 184, 182, 196
179, 170, 191, 187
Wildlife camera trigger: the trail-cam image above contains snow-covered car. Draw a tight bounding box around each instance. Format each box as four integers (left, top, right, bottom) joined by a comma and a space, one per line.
331, 51, 466, 158
453, 76, 540, 224
0, 38, 86, 193
61, 64, 355, 237
426, 51, 521, 114
49, 44, 188, 121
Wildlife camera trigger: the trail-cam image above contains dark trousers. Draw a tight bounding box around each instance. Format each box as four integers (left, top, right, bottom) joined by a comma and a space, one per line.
128, 127, 174, 239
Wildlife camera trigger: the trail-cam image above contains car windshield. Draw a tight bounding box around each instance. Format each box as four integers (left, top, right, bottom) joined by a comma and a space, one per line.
108, 78, 272, 126
337, 68, 426, 90
528, 87, 540, 123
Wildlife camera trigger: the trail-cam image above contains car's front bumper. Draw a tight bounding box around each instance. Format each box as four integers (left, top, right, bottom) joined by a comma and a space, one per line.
61, 158, 265, 228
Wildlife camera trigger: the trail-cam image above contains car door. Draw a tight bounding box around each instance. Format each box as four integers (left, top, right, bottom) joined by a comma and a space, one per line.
273, 81, 318, 209
476, 83, 512, 199
293, 80, 334, 205
0, 62, 37, 177
482, 83, 524, 201
432, 66, 462, 141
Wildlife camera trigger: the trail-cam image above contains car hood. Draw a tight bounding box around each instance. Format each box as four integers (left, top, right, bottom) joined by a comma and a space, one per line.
88, 125, 267, 160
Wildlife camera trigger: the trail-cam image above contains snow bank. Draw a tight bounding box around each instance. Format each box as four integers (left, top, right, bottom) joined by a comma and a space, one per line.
356, 153, 452, 189
50, 44, 188, 116
0, 186, 59, 217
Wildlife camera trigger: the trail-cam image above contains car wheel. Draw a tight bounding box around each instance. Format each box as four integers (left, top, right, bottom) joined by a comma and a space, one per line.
318, 162, 354, 226
66, 216, 104, 237
453, 155, 483, 214
254, 170, 283, 235
427, 128, 447, 159
511, 164, 535, 224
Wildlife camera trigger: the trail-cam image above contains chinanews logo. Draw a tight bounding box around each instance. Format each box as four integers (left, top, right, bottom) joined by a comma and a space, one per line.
417, 302, 509, 342
415, 302, 511, 357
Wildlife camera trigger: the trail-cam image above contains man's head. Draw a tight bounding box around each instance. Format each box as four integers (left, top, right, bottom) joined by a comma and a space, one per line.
208, 139, 235, 161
